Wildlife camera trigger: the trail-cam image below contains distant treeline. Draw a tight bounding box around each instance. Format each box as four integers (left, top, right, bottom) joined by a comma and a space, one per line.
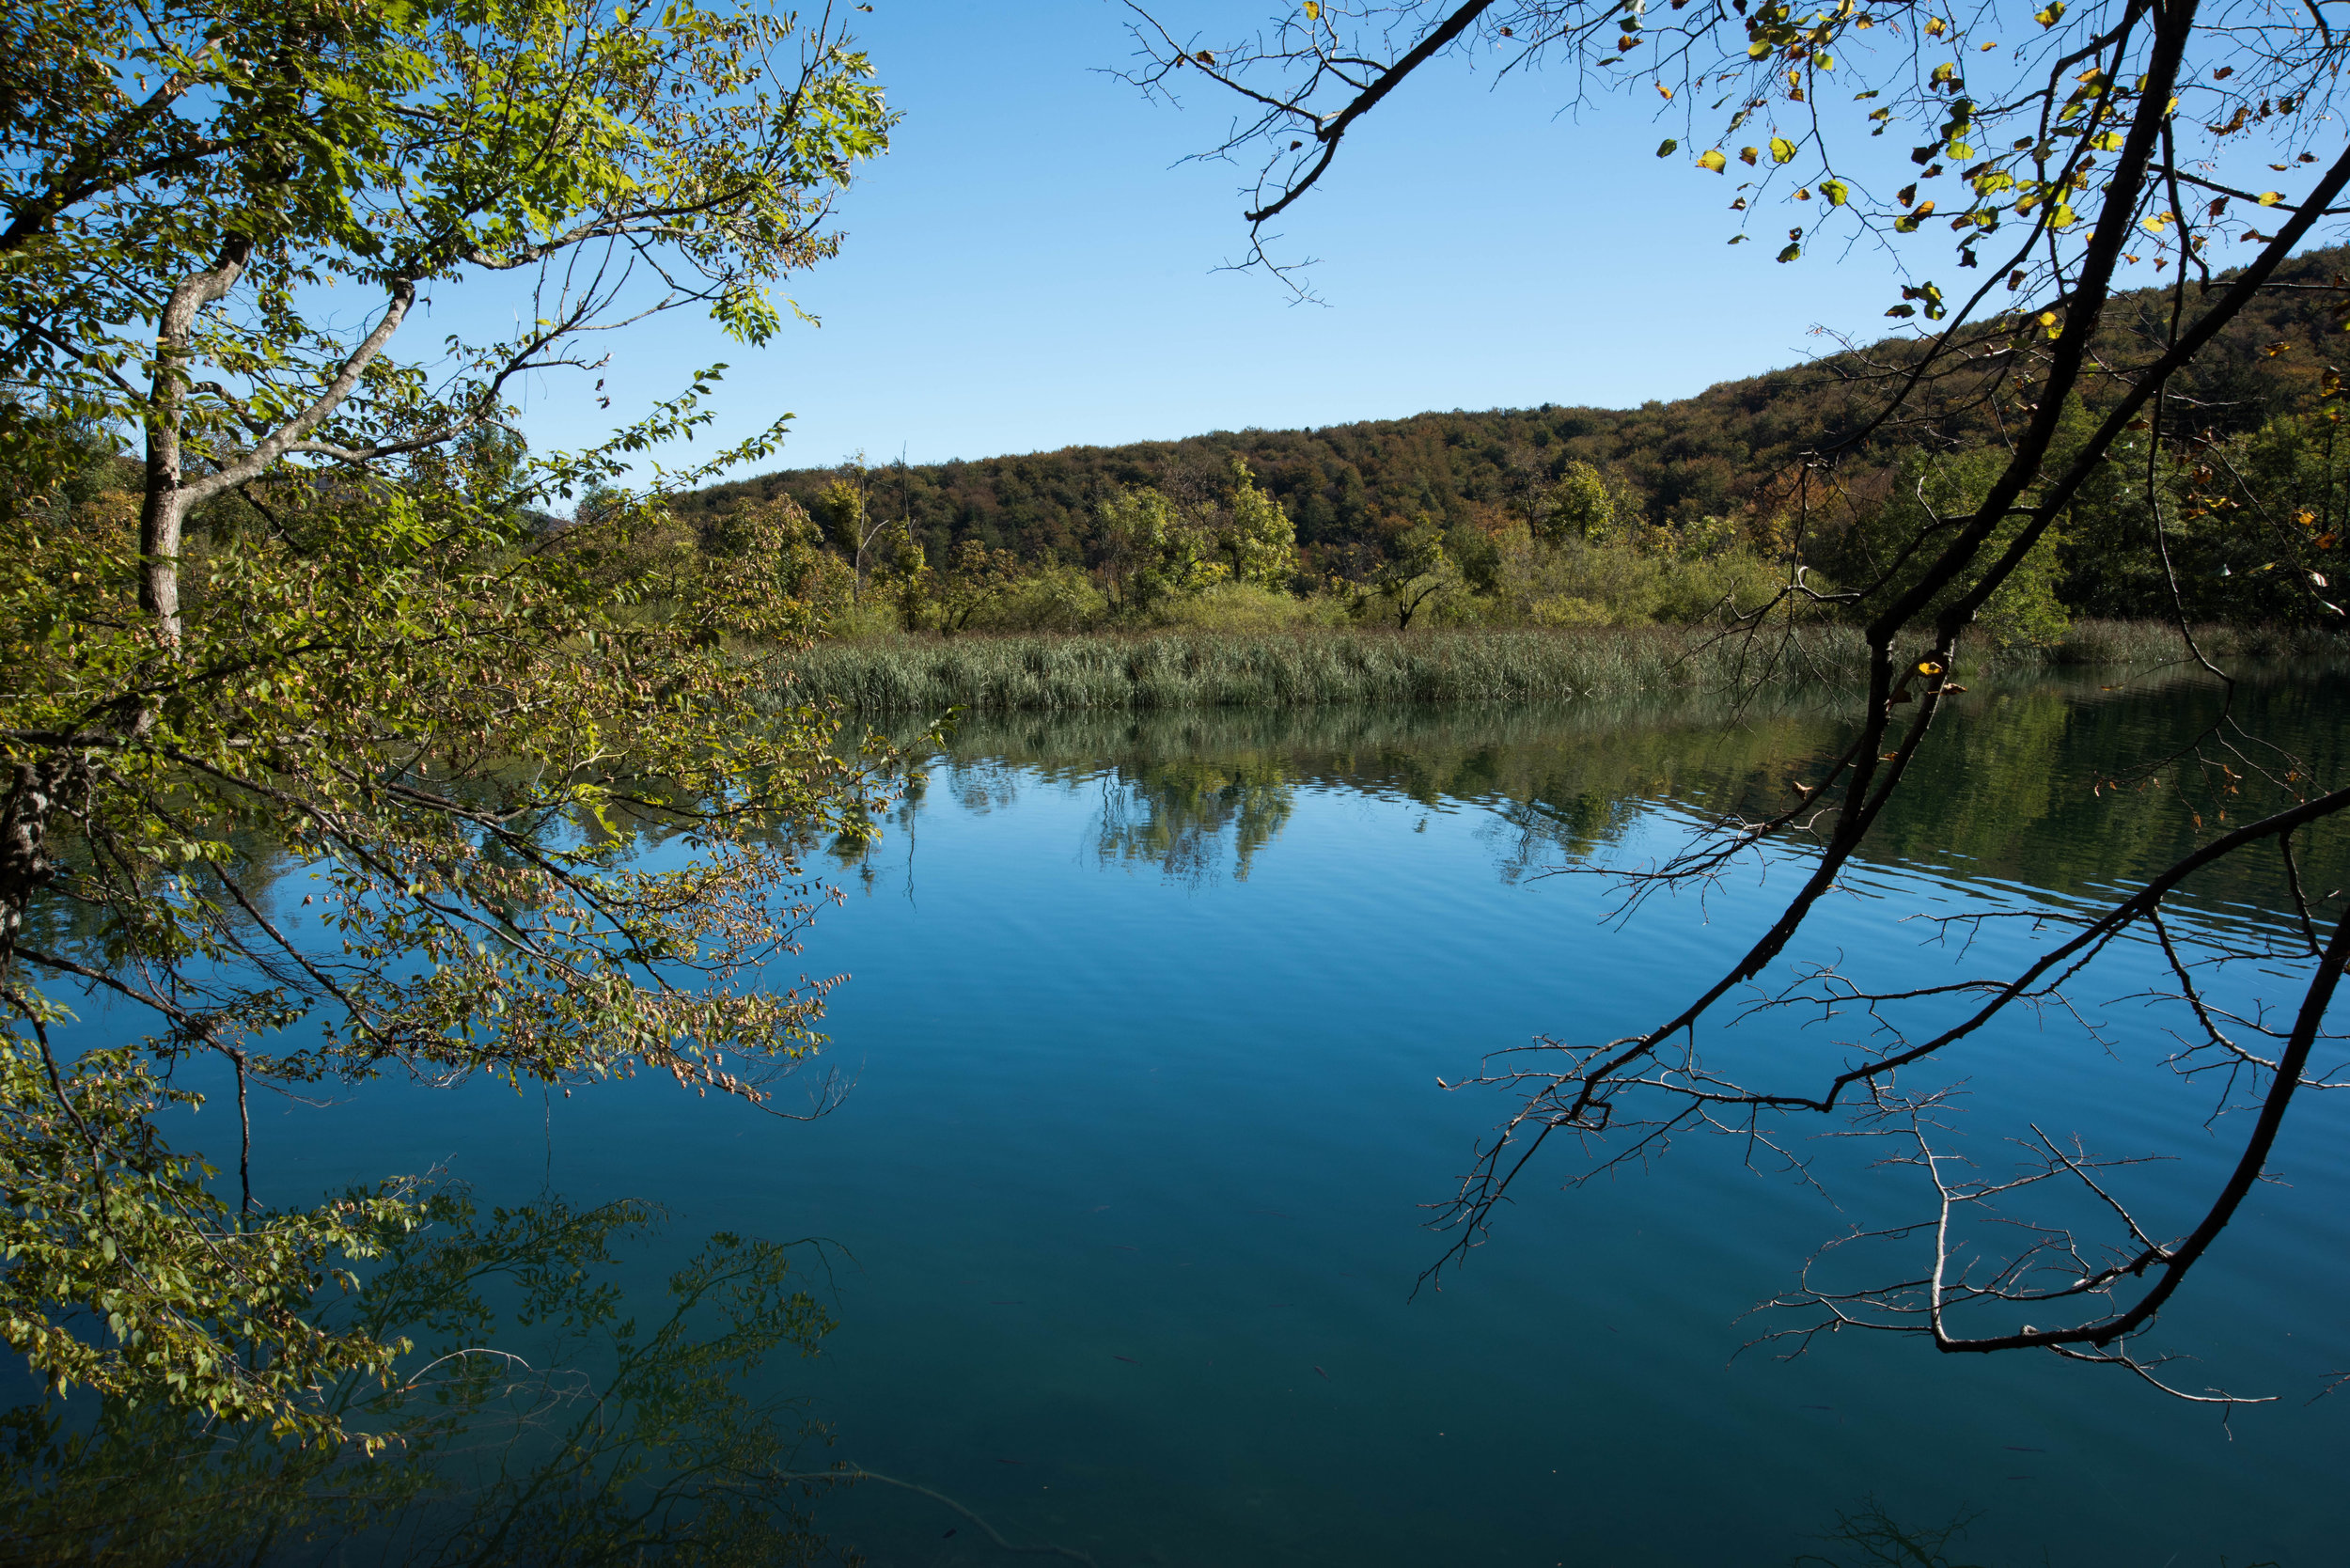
681, 247, 2348, 585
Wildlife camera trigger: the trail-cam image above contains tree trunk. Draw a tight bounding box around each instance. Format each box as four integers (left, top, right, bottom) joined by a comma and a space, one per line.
139, 236, 251, 643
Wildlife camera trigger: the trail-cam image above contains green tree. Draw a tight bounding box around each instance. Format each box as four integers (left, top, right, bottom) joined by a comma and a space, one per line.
868, 521, 932, 629
1097, 484, 1223, 616
1531, 459, 1616, 547
931, 538, 1027, 634
1210, 460, 1299, 588
0, 0, 892, 1440
1842, 447, 2072, 649
2092, 394, 2350, 627
1372, 519, 1461, 630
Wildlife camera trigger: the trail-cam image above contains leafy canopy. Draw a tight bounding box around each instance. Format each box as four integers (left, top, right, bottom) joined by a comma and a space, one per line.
0, 0, 892, 1442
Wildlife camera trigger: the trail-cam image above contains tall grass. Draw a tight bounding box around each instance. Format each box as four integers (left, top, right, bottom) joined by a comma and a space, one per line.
2030, 618, 2350, 666
779, 620, 2346, 714
783, 626, 1869, 713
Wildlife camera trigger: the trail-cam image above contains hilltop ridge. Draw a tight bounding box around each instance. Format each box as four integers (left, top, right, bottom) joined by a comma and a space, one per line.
682, 248, 2350, 576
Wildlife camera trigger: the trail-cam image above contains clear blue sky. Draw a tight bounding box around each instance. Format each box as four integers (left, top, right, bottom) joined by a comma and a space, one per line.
455, 3, 2107, 478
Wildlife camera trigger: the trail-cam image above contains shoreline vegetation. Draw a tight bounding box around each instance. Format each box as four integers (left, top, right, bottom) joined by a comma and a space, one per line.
784, 620, 2344, 714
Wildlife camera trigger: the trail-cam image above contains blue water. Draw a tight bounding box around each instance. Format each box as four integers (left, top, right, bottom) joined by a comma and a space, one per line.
85, 678, 2350, 1563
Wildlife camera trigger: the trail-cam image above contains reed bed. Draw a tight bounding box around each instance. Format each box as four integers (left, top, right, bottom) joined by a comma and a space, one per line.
2034, 619, 2350, 666
779, 621, 2344, 714
784, 626, 1862, 713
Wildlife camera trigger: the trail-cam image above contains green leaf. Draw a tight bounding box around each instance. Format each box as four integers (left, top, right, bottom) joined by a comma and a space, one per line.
1657, 137, 1680, 157
1821, 179, 1850, 205
1769, 135, 1798, 164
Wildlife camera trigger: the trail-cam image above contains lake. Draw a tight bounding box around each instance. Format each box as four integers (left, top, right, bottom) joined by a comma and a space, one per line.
22, 670, 2350, 1565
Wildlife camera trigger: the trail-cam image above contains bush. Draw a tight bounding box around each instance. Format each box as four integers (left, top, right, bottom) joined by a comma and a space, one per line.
1151, 581, 1315, 632
961, 561, 1108, 633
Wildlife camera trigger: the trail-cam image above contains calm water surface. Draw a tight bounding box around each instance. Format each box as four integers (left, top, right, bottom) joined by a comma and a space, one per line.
65, 673, 2350, 1564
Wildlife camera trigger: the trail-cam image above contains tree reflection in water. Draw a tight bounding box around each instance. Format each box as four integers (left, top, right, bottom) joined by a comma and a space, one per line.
870, 673, 2350, 919
881, 691, 1853, 889
0, 1190, 849, 1567
1089, 757, 1296, 884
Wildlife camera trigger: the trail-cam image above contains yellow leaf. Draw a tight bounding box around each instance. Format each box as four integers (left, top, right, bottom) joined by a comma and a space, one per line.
1769, 135, 1798, 164
1657, 81, 1674, 100
1822, 179, 1849, 205
2259, 190, 2284, 206
1740, 146, 1760, 165
1699, 149, 1728, 172
1303, 0, 1319, 16
1924, 15, 1947, 35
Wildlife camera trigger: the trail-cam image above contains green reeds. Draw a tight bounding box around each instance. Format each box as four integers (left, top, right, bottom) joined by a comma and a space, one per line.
778, 621, 2346, 713
782, 626, 1867, 713
2033, 619, 2350, 666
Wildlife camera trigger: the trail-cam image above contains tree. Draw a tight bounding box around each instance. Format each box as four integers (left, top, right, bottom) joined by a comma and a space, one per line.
931, 538, 1028, 633
2065, 390, 2350, 624
1531, 459, 1616, 546
1130, 0, 2350, 1399
1210, 459, 1301, 587
1373, 518, 1462, 628
0, 0, 892, 1439
810, 454, 916, 608
1096, 483, 1225, 615
1840, 446, 2074, 648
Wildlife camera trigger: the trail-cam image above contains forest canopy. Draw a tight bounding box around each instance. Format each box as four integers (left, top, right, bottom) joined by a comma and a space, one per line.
682, 244, 2350, 638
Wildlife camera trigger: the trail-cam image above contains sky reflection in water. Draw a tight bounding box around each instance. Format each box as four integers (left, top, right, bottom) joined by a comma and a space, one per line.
20, 673, 2350, 1566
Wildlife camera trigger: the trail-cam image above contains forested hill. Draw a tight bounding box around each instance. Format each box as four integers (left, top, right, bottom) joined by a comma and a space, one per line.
681, 248, 2350, 575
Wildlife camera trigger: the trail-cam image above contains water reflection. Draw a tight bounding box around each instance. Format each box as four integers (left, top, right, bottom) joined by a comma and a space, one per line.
26, 677, 2346, 1566
0, 1192, 847, 1567
879, 671, 2350, 926
1090, 757, 1295, 884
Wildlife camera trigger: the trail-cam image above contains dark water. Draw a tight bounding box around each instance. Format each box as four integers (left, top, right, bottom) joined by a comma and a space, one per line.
24, 672, 2350, 1564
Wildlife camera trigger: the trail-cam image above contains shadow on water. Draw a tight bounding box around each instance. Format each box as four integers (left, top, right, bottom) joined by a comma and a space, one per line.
861, 666, 2350, 926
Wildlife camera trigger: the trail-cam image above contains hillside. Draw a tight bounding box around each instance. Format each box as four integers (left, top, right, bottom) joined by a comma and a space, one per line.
681, 248, 2350, 578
